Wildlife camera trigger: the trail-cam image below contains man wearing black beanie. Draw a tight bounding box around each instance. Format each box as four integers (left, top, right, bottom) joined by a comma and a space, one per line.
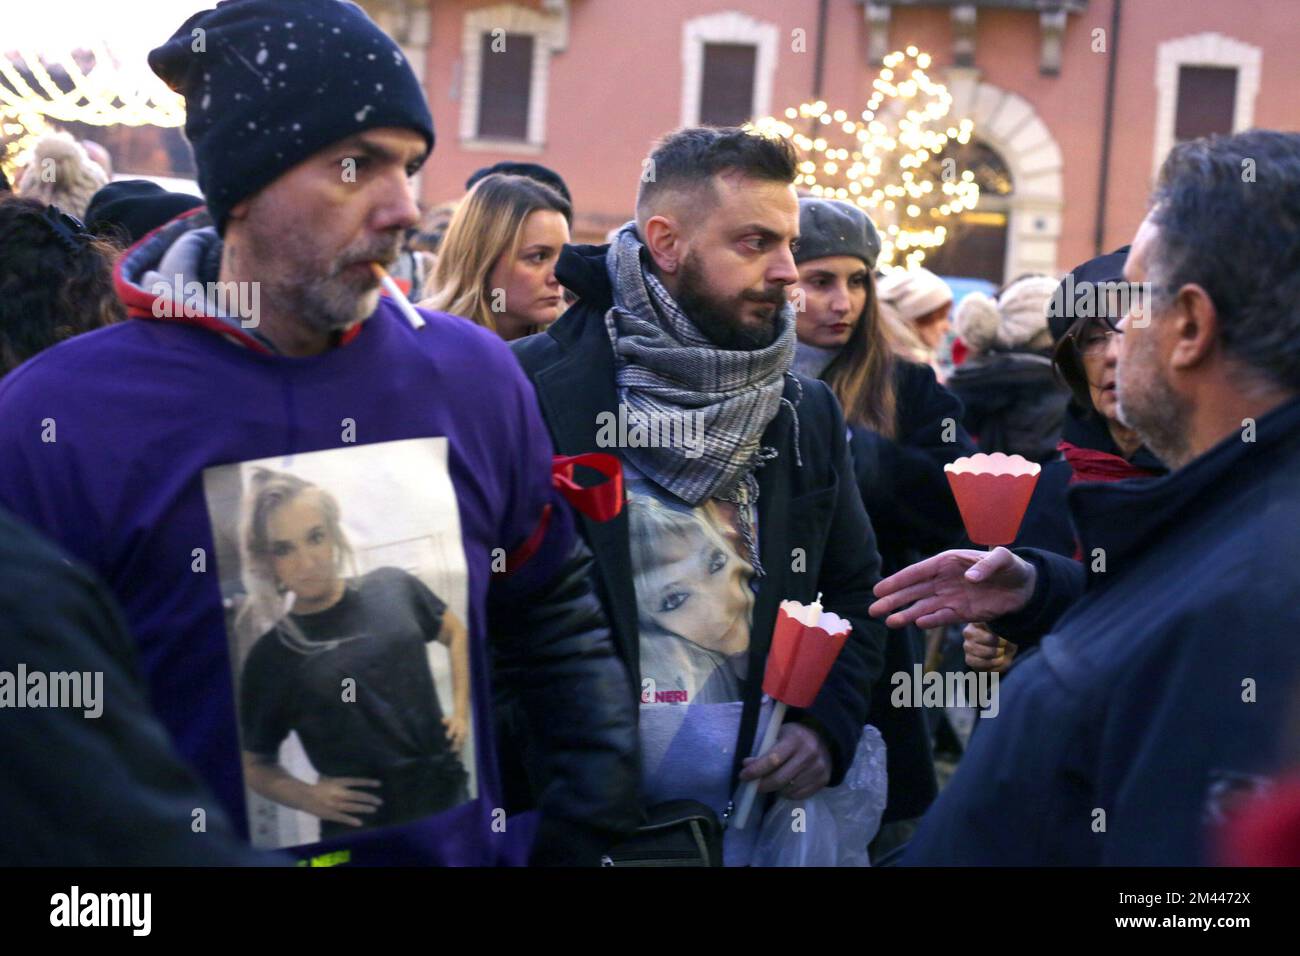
0, 0, 637, 867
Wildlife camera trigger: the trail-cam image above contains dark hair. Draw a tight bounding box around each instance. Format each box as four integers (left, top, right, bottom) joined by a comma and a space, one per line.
0, 197, 123, 375
1051, 315, 1108, 409
821, 273, 897, 438
636, 127, 798, 223
1148, 130, 1300, 391
466, 161, 572, 211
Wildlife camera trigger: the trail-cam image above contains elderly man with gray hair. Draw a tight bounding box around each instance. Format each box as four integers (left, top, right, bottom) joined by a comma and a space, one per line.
871, 129, 1300, 865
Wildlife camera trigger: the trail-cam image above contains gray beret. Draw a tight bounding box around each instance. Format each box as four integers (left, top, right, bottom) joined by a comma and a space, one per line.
795, 197, 881, 270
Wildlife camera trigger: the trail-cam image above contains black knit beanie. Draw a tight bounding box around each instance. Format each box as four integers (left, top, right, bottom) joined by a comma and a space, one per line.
86, 180, 205, 245
148, 0, 436, 234
466, 162, 572, 204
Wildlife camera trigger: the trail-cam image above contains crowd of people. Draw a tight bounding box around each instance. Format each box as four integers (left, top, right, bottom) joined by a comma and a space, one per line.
1, 0, 1298, 868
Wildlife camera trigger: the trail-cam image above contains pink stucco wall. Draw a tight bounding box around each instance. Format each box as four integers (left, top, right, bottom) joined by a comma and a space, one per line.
417, 0, 1300, 273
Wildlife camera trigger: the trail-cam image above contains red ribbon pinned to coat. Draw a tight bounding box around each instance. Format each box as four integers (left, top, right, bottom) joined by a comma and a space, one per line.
504, 453, 624, 573
550, 452, 624, 522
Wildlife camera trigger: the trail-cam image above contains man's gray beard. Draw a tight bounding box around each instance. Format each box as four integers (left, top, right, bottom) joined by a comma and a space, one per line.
303, 278, 379, 332
1116, 356, 1192, 469
241, 225, 393, 335
271, 273, 378, 335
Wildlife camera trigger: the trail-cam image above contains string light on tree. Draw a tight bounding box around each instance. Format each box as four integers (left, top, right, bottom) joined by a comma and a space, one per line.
1, 44, 184, 180
0, 110, 50, 182
747, 46, 981, 271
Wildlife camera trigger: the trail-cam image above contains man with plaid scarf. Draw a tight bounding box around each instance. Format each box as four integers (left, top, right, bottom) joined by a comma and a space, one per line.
513, 127, 887, 865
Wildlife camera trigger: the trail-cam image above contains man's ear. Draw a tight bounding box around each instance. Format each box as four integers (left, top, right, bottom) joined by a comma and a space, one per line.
1169, 284, 1219, 371
642, 214, 683, 275
226, 197, 252, 226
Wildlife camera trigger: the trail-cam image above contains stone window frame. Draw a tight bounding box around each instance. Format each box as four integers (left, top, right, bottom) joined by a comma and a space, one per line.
458, 3, 569, 154
680, 11, 779, 128
1152, 32, 1261, 177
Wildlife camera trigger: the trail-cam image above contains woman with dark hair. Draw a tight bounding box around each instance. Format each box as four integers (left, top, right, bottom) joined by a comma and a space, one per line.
0, 198, 123, 375
421, 173, 571, 340
235, 468, 472, 842
964, 248, 1168, 674
791, 197, 976, 844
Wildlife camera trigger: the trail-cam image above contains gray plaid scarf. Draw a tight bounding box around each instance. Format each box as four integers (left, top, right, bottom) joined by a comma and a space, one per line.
604, 223, 798, 574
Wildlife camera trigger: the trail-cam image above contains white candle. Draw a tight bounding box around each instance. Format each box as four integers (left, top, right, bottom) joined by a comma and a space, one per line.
809, 591, 824, 626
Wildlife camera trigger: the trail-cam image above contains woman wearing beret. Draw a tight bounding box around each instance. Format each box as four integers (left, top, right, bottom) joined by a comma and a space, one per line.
791, 197, 977, 851
963, 249, 1168, 675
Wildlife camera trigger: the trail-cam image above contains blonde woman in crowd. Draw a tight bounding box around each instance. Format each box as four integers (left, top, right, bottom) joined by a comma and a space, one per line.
421, 174, 572, 341
876, 266, 955, 378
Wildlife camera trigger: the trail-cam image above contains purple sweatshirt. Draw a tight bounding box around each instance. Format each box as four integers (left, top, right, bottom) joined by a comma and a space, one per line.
0, 215, 573, 865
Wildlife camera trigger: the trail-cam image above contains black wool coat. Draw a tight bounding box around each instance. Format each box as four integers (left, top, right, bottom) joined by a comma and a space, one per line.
844, 360, 977, 821
511, 244, 887, 791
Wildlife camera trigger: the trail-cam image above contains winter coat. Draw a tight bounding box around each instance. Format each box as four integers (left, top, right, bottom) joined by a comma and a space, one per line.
846, 360, 976, 822
512, 243, 886, 799
903, 394, 1300, 864
0, 508, 272, 865
1016, 403, 1168, 560
946, 349, 1071, 463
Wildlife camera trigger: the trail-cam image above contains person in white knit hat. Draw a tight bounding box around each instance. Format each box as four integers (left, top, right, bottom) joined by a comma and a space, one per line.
876, 267, 954, 374
946, 273, 1070, 462
16, 132, 109, 220
953, 274, 1060, 356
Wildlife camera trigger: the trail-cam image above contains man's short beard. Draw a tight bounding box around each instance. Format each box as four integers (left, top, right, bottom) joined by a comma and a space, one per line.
1116, 331, 1192, 468
246, 226, 397, 335
296, 271, 381, 334
675, 250, 784, 351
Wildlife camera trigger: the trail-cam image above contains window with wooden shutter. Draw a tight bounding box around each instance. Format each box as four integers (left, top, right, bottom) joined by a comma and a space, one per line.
1174, 65, 1237, 142
698, 43, 757, 127
477, 32, 534, 141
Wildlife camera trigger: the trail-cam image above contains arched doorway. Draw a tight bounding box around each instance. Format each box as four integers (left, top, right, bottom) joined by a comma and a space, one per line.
938, 73, 1065, 282
923, 139, 1013, 284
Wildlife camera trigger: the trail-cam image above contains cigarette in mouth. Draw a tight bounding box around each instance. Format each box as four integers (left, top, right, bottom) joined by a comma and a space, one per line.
371, 262, 425, 329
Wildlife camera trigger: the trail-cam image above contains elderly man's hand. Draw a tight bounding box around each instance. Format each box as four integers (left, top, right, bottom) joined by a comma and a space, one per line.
963, 622, 1017, 673
868, 547, 1037, 630
738, 722, 831, 801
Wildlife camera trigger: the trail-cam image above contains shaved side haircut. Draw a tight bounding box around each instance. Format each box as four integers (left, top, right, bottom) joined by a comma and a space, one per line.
636, 127, 798, 230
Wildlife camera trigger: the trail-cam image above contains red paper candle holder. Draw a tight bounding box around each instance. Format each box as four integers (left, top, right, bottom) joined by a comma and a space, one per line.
763, 601, 851, 708
944, 452, 1041, 547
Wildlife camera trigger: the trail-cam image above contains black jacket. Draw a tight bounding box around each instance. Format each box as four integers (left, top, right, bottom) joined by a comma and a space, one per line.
847, 360, 976, 821
947, 350, 1071, 463
0, 509, 271, 865
908, 395, 1300, 863
489, 533, 642, 864
512, 244, 887, 790
1016, 403, 1168, 561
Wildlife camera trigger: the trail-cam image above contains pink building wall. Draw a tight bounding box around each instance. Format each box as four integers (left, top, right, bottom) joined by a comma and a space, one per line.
415, 0, 1300, 276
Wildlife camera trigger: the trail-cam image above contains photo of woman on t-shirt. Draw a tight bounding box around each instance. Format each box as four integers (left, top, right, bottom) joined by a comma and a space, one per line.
234, 468, 472, 841
628, 487, 756, 705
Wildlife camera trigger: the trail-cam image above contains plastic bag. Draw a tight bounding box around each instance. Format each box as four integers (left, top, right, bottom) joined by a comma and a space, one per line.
750, 725, 887, 867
